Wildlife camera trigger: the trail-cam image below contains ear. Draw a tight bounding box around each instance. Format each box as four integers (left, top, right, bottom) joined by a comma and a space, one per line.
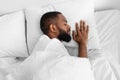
49, 24, 57, 33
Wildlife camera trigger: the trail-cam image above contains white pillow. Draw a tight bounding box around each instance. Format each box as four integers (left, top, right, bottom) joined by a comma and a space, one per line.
25, 0, 100, 54
0, 11, 28, 57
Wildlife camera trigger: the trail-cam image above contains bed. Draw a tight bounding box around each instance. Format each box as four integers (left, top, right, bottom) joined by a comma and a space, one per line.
0, 0, 120, 80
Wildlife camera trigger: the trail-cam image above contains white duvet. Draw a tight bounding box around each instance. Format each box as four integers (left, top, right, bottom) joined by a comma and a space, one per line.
5, 35, 95, 80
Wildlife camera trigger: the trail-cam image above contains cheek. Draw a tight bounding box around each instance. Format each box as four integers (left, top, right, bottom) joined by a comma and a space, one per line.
57, 24, 68, 33
56, 28, 61, 36
61, 25, 68, 32
56, 28, 62, 35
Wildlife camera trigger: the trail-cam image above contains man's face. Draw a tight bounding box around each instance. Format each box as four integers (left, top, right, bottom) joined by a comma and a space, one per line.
55, 14, 71, 42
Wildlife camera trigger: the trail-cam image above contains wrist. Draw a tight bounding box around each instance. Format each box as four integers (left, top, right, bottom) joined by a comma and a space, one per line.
78, 42, 88, 58
78, 42, 87, 47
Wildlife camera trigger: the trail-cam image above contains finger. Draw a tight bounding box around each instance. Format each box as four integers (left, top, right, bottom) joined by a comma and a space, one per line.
83, 21, 86, 31
72, 30, 76, 40
86, 25, 89, 33
75, 22, 80, 35
80, 20, 83, 31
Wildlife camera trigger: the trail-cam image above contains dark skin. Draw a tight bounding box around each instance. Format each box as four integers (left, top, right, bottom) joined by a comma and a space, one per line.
48, 14, 89, 58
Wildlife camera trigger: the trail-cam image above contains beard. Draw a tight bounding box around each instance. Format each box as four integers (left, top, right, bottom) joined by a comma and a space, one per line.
57, 28, 71, 42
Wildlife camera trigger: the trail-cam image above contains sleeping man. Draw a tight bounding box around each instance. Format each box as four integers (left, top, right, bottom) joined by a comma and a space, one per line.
28, 11, 94, 80
40, 11, 89, 58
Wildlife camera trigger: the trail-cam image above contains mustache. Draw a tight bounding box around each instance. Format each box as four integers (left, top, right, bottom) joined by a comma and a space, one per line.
67, 28, 70, 32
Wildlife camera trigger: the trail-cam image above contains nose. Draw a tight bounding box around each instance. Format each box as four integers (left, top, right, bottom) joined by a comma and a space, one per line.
67, 24, 71, 31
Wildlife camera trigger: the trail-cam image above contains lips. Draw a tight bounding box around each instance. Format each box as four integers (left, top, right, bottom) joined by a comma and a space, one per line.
67, 31, 71, 35
67, 28, 71, 35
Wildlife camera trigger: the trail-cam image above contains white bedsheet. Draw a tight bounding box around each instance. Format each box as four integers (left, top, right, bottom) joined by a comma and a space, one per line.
90, 9, 120, 80
93, 9, 120, 80
95, 9, 120, 64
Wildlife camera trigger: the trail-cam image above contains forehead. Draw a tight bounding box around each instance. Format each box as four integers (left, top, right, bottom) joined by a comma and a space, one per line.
57, 14, 67, 22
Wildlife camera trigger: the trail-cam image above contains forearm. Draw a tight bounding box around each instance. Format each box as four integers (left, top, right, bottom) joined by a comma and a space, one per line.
78, 43, 88, 58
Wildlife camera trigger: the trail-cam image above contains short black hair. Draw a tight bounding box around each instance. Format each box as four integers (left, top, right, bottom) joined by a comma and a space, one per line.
40, 11, 61, 34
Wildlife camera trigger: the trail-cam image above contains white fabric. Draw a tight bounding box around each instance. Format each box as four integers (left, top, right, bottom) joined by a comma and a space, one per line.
0, 57, 24, 80
89, 9, 120, 80
0, 57, 17, 68
1, 9, 120, 80
1, 32, 120, 80
7, 35, 95, 80
0, 11, 28, 57
88, 49, 119, 80
95, 9, 120, 64
25, 0, 100, 54
31, 35, 51, 54
0, 0, 50, 15
94, 0, 120, 11
93, 9, 120, 80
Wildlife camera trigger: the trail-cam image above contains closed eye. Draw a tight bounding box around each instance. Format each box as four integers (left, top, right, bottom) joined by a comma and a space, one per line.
64, 24, 67, 26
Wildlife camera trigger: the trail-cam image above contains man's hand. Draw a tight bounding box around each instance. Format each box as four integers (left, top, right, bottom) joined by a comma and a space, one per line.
72, 20, 89, 45
72, 20, 89, 57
